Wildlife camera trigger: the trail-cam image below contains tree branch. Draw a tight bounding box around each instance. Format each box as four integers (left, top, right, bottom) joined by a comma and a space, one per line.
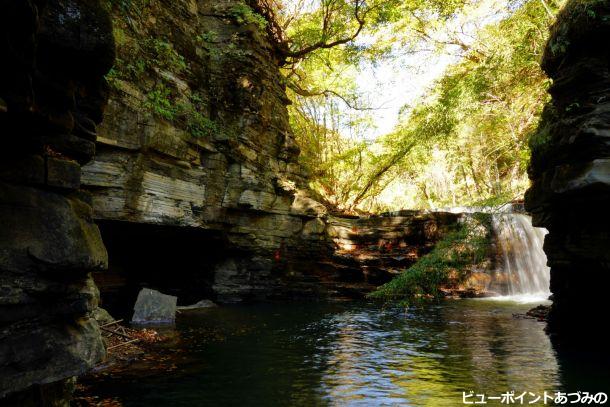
282, 0, 371, 61
288, 81, 379, 111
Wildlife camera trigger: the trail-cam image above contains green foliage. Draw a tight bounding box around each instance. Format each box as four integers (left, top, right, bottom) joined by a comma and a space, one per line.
197, 31, 219, 44
529, 104, 557, 158
144, 84, 177, 121
146, 39, 188, 73
106, 24, 187, 85
383, 0, 562, 209
290, 0, 564, 211
144, 89, 221, 138
230, 3, 268, 30
368, 214, 492, 303
106, 4, 231, 142
182, 101, 220, 139
280, 0, 469, 64
289, 87, 379, 211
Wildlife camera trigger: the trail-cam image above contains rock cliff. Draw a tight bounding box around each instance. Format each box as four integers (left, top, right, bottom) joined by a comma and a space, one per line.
81, 0, 462, 307
0, 0, 114, 403
81, 0, 316, 303
525, 0, 610, 346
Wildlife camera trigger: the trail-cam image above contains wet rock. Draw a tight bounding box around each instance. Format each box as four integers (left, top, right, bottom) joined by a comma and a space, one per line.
131, 288, 177, 325
0, 318, 105, 399
0, 377, 77, 407
526, 305, 550, 321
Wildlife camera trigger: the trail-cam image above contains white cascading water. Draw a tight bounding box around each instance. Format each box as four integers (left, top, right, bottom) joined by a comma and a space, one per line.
491, 213, 551, 303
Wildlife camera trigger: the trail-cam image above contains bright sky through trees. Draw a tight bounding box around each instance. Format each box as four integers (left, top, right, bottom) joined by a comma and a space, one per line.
277, 0, 562, 212
354, 0, 523, 138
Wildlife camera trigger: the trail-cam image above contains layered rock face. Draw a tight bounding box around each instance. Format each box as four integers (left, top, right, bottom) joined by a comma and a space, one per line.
525, 0, 610, 346
0, 0, 114, 403
80, 0, 315, 303
79, 0, 464, 306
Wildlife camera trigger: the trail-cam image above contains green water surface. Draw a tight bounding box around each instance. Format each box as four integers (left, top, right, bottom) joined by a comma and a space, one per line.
85, 299, 610, 406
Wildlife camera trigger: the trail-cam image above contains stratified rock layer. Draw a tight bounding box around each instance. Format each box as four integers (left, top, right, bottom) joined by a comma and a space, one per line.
80, 0, 314, 302
525, 0, 610, 346
77, 1, 464, 308
0, 0, 114, 402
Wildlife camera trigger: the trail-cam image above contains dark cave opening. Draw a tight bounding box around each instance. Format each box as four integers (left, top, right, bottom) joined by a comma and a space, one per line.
94, 220, 228, 320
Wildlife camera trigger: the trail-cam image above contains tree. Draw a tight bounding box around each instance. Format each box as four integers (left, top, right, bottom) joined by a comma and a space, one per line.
285, 0, 565, 211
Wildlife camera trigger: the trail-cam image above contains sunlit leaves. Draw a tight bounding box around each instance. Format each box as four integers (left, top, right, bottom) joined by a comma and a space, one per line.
284, 0, 565, 211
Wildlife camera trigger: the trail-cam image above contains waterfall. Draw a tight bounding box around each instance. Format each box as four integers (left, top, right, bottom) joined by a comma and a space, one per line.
491, 213, 551, 301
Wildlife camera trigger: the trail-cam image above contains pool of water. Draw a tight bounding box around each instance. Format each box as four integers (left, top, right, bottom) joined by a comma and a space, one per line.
85, 299, 610, 406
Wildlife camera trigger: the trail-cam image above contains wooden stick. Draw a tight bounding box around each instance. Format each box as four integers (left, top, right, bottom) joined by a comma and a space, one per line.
100, 319, 124, 328
107, 339, 139, 350
101, 326, 133, 340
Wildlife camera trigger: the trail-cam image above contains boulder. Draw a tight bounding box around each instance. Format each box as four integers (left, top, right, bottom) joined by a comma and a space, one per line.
131, 288, 177, 325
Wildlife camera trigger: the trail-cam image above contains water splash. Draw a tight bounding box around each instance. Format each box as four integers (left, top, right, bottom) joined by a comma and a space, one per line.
491, 213, 551, 302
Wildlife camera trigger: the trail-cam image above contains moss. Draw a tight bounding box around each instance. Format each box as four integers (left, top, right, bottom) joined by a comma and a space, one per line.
104, 1, 244, 139
143, 90, 225, 139
106, 33, 187, 85
197, 31, 222, 60
368, 213, 492, 303
197, 31, 219, 44
181, 102, 221, 139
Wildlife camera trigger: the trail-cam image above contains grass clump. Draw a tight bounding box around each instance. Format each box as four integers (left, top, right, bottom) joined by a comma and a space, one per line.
368, 213, 492, 303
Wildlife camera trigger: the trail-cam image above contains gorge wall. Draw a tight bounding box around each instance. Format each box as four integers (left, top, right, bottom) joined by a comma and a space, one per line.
525, 0, 610, 347
81, 0, 323, 304
0, 0, 114, 403
81, 0, 461, 307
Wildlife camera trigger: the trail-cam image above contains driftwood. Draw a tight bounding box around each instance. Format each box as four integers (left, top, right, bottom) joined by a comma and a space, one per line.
100, 319, 124, 327
101, 327, 133, 341
107, 339, 139, 351
100, 320, 140, 353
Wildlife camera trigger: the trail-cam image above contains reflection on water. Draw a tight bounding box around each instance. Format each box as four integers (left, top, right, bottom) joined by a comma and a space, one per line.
86, 300, 610, 406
